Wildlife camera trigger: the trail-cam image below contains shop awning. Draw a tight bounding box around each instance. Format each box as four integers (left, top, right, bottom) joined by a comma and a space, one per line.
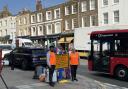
58, 38, 66, 43
58, 37, 73, 43
66, 37, 73, 43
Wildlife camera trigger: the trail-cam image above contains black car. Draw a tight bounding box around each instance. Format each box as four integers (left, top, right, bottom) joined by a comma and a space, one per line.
4, 47, 47, 70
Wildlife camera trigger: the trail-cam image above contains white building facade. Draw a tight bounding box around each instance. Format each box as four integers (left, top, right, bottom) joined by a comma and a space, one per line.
0, 16, 16, 41
98, 0, 128, 26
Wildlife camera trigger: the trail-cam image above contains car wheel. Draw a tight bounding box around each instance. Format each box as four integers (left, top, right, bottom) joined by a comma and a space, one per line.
115, 66, 128, 80
21, 60, 28, 70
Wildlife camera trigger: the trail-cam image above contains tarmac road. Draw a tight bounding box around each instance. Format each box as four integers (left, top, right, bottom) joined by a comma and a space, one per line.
78, 61, 128, 88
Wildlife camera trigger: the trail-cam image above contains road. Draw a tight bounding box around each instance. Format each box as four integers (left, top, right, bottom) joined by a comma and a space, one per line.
0, 60, 128, 89
78, 60, 128, 88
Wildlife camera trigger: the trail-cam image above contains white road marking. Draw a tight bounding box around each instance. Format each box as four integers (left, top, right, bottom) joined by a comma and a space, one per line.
103, 83, 117, 87
16, 83, 48, 89
30, 83, 48, 87
94, 80, 128, 89
94, 80, 106, 89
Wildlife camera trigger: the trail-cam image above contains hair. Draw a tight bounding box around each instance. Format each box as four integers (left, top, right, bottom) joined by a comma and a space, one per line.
49, 46, 54, 49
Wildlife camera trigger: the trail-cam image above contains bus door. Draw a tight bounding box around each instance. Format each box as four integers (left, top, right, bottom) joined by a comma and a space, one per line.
93, 40, 112, 72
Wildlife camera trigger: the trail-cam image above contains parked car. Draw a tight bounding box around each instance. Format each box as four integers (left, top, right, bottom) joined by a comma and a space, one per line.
3, 47, 47, 70
0, 44, 12, 65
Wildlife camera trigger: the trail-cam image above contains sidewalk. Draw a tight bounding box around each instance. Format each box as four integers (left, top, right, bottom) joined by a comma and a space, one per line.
0, 66, 103, 89
13, 75, 102, 89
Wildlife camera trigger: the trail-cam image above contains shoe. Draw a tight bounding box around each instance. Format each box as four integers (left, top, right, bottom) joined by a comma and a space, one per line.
71, 79, 74, 82
74, 79, 78, 81
49, 83, 54, 87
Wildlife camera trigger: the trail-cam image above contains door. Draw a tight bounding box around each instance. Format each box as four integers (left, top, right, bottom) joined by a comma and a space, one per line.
93, 40, 111, 72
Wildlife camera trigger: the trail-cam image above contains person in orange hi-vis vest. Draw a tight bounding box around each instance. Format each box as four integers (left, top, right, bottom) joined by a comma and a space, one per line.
47, 46, 56, 87
70, 48, 80, 81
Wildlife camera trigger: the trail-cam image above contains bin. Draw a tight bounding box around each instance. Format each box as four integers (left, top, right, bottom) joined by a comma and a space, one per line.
57, 68, 64, 80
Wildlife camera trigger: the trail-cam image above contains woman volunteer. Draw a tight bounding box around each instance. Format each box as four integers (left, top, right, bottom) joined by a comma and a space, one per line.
69, 48, 79, 81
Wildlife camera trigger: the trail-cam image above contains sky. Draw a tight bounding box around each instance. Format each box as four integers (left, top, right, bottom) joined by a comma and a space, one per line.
0, 0, 65, 15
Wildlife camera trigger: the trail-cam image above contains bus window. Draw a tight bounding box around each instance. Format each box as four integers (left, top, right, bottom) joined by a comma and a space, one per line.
115, 39, 128, 52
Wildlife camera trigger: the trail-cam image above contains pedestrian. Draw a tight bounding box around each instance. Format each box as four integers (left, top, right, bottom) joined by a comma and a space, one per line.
69, 48, 79, 81
10, 53, 15, 70
46, 46, 56, 87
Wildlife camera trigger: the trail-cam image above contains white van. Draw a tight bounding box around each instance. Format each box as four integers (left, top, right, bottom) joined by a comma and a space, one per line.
0, 44, 12, 65
12, 38, 33, 48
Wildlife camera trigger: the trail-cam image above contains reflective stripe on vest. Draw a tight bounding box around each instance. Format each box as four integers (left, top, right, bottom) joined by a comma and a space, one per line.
50, 52, 56, 65
70, 52, 79, 65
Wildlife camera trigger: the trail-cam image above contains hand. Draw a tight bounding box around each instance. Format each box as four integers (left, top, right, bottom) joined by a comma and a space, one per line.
47, 65, 51, 68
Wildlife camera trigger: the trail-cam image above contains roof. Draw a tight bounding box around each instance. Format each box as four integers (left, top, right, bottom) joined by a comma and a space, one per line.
91, 29, 128, 35
17, 47, 45, 50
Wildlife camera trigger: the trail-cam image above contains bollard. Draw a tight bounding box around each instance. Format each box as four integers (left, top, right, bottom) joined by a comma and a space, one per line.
0, 49, 2, 73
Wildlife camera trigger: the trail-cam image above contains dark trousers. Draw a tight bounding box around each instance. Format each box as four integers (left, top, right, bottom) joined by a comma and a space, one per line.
70, 65, 78, 80
49, 65, 55, 84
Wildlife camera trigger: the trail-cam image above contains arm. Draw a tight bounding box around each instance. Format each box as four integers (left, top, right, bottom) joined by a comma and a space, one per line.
46, 52, 51, 68
78, 52, 80, 65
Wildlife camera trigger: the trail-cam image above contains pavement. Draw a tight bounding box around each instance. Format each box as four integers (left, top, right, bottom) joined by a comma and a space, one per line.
0, 60, 128, 89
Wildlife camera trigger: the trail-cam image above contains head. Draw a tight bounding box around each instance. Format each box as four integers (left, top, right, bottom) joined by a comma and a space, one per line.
49, 46, 54, 52
71, 48, 76, 53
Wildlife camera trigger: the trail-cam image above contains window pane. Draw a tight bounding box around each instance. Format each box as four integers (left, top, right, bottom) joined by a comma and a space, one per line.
81, 1, 87, 12
103, 13, 108, 24
103, 0, 108, 5
114, 0, 119, 3
114, 10, 119, 23
90, 16, 96, 26
90, 0, 96, 10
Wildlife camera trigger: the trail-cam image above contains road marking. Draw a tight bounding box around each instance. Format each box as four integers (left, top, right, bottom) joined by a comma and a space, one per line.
104, 83, 117, 87
16, 83, 48, 89
94, 80, 128, 89
94, 80, 106, 89
30, 83, 48, 87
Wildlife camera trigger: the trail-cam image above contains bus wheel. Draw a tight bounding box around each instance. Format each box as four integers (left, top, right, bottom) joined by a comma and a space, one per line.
115, 66, 128, 80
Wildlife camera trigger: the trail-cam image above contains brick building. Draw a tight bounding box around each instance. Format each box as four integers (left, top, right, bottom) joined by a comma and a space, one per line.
16, 0, 98, 49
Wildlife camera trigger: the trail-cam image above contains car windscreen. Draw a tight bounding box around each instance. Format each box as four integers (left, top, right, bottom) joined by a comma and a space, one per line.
0, 45, 12, 50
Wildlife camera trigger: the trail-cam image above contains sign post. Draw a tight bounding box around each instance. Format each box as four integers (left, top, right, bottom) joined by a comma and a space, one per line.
0, 49, 9, 89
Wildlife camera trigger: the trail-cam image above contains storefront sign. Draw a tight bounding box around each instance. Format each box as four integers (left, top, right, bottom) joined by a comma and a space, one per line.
56, 54, 69, 69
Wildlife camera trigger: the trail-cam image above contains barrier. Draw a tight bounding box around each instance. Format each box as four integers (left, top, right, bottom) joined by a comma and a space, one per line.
56, 54, 70, 81
56, 54, 69, 69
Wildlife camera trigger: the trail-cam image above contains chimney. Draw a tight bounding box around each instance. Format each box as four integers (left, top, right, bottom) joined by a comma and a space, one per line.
36, 0, 42, 11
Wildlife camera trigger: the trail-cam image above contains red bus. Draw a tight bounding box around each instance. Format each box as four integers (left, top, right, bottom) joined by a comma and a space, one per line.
88, 29, 128, 80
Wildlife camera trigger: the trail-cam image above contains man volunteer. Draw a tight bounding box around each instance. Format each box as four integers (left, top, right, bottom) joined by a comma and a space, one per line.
47, 46, 56, 87
70, 48, 79, 81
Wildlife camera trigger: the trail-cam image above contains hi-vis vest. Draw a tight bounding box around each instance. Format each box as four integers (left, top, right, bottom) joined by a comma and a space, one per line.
50, 52, 56, 65
70, 52, 79, 65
